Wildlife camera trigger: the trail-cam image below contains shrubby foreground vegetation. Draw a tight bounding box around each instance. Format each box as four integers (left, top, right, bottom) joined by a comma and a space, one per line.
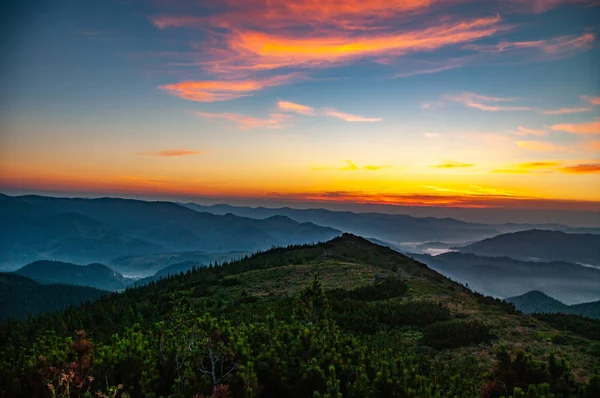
1, 235, 598, 397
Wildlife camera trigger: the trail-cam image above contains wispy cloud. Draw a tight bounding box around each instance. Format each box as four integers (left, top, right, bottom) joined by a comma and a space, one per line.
277, 100, 315, 115
313, 160, 388, 171
423, 132, 440, 138
541, 107, 592, 115
516, 140, 570, 151
137, 150, 203, 157
431, 160, 475, 168
493, 161, 561, 173
463, 32, 594, 56
444, 92, 532, 111
322, 108, 382, 122
192, 111, 293, 129
581, 95, 600, 105
508, 0, 599, 14
340, 160, 359, 171
560, 162, 600, 174
512, 126, 548, 136
551, 119, 600, 135
160, 73, 303, 102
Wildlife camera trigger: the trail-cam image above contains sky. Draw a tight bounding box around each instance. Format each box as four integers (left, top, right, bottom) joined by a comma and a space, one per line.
1, 0, 600, 215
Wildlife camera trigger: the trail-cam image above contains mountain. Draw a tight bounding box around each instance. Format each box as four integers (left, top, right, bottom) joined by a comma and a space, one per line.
507, 291, 600, 319
455, 229, 600, 266
411, 251, 600, 304
109, 251, 249, 277
0, 273, 106, 322
506, 291, 569, 314
0, 194, 340, 270
14, 260, 131, 291
1, 234, 599, 397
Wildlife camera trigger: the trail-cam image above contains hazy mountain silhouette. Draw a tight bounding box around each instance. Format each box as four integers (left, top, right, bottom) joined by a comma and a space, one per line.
15, 260, 130, 291
506, 291, 600, 319
455, 229, 600, 266
412, 251, 600, 304
108, 251, 249, 277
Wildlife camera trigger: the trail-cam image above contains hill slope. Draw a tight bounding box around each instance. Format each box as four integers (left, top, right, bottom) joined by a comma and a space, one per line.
0, 235, 598, 397
455, 229, 600, 266
0, 273, 106, 322
15, 260, 131, 291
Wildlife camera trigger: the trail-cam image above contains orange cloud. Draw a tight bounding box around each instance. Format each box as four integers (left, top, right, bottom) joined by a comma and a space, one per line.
516, 141, 569, 151
277, 100, 315, 115
192, 111, 293, 129
560, 163, 600, 174
432, 160, 475, 168
541, 107, 592, 115
581, 95, 600, 105
268, 189, 600, 210
195, 15, 502, 73
512, 126, 548, 136
586, 141, 600, 151
137, 150, 204, 157
150, 0, 454, 31
446, 92, 532, 111
551, 119, 600, 135
322, 108, 382, 122
159, 73, 303, 102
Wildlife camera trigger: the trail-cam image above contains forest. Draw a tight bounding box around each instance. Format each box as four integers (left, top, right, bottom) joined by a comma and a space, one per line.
1, 235, 599, 398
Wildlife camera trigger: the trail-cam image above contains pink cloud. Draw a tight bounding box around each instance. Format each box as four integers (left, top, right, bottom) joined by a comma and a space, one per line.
277, 100, 316, 115
322, 108, 382, 122
541, 107, 592, 115
512, 126, 548, 136
192, 111, 293, 129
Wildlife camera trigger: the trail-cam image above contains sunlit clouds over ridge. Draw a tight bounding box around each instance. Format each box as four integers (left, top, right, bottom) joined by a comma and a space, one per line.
1, 0, 600, 212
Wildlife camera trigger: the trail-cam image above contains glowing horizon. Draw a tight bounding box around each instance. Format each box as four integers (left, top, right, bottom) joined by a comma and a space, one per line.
1, 0, 599, 212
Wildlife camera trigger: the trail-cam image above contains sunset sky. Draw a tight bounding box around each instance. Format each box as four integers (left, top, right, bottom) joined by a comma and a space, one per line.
1, 0, 599, 211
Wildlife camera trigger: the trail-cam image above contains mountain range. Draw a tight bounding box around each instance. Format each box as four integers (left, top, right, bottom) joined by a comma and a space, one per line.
0, 194, 340, 271
182, 202, 600, 252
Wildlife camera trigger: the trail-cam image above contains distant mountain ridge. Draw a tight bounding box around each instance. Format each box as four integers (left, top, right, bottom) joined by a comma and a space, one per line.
0, 194, 340, 270
506, 291, 600, 319
455, 229, 600, 266
411, 251, 600, 304
15, 260, 130, 291
182, 203, 600, 251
